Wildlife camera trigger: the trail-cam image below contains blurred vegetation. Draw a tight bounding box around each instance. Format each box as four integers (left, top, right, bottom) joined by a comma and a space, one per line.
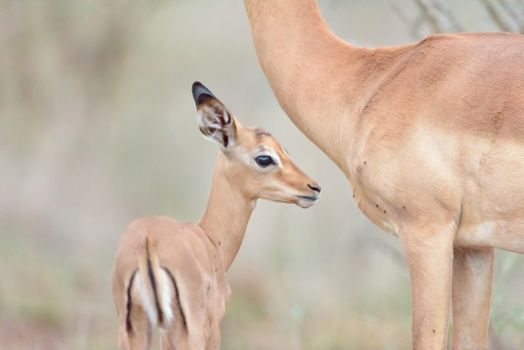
0, 0, 523, 349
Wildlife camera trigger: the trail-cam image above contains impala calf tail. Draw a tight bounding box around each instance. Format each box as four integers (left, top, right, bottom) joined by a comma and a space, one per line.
131, 237, 174, 330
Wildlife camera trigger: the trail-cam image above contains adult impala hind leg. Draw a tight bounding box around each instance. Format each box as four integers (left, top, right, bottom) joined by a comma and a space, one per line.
400, 222, 456, 350
451, 247, 494, 350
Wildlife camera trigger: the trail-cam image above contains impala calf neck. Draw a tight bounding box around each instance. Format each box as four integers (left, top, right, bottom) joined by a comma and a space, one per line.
112, 82, 320, 350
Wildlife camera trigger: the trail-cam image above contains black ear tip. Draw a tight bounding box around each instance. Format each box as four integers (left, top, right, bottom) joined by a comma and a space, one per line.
192, 81, 203, 94
192, 81, 215, 104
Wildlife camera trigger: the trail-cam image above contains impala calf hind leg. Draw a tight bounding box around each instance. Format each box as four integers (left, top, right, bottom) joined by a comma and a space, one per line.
161, 322, 198, 350
114, 273, 153, 350
205, 318, 222, 350
120, 304, 152, 350
160, 305, 209, 350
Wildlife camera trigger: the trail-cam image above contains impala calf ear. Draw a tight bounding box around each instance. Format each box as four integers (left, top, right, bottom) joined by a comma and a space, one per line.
192, 81, 237, 149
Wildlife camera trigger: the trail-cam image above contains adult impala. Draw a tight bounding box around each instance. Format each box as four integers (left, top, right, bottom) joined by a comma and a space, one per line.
244, 1, 524, 349
112, 82, 320, 349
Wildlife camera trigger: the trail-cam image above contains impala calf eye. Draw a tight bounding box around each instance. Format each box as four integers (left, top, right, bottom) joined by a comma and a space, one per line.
255, 155, 275, 167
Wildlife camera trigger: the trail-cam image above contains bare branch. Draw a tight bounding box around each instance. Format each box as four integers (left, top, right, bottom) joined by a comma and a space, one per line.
411, 0, 463, 33
480, 0, 514, 31
429, 0, 464, 31
520, 5, 524, 33
401, 0, 524, 37
495, 0, 524, 33
496, 0, 520, 23
414, 0, 443, 32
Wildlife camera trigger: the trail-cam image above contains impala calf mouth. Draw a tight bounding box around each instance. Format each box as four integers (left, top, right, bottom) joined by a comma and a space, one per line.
296, 194, 320, 208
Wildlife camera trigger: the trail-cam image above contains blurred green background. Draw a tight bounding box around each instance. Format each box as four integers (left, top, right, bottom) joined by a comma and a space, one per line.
1, 0, 523, 349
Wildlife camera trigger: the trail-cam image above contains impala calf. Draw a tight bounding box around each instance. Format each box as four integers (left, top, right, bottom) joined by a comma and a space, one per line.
112, 82, 321, 350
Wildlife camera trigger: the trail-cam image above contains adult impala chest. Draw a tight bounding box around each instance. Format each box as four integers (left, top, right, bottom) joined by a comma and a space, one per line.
345, 123, 463, 236
345, 148, 404, 236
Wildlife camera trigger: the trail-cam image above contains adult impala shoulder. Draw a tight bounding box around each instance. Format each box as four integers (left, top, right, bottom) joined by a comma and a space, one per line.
112, 82, 320, 350
244, 1, 524, 348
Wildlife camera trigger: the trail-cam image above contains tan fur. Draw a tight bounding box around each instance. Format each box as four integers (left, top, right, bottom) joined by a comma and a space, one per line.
112, 85, 320, 350
244, 1, 524, 348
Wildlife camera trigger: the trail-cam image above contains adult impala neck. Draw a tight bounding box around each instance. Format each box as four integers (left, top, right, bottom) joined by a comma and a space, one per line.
198, 155, 255, 270
244, 0, 366, 168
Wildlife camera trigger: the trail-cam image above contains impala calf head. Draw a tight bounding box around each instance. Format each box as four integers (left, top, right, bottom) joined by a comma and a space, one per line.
192, 82, 321, 208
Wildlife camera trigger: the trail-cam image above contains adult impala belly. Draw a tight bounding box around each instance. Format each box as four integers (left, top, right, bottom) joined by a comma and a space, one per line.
455, 139, 524, 253
456, 184, 524, 253
455, 220, 524, 253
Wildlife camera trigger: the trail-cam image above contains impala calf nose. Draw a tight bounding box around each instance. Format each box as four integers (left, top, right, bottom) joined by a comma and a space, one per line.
308, 183, 321, 193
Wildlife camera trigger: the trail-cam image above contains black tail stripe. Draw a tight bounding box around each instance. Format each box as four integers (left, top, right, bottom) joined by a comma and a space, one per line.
126, 269, 138, 332
145, 238, 164, 326
162, 267, 188, 331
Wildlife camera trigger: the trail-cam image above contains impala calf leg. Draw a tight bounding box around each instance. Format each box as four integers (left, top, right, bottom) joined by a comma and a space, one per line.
161, 325, 188, 350
120, 305, 152, 350
401, 224, 455, 350
206, 318, 222, 350
161, 314, 207, 350
451, 247, 494, 350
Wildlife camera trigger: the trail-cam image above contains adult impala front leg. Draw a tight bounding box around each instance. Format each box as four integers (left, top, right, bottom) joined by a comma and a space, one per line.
401, 223, 455, 349
451, 247, 494, 350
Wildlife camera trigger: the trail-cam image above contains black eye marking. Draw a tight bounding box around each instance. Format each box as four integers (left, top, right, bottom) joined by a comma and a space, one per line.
255, 155, 275, 168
